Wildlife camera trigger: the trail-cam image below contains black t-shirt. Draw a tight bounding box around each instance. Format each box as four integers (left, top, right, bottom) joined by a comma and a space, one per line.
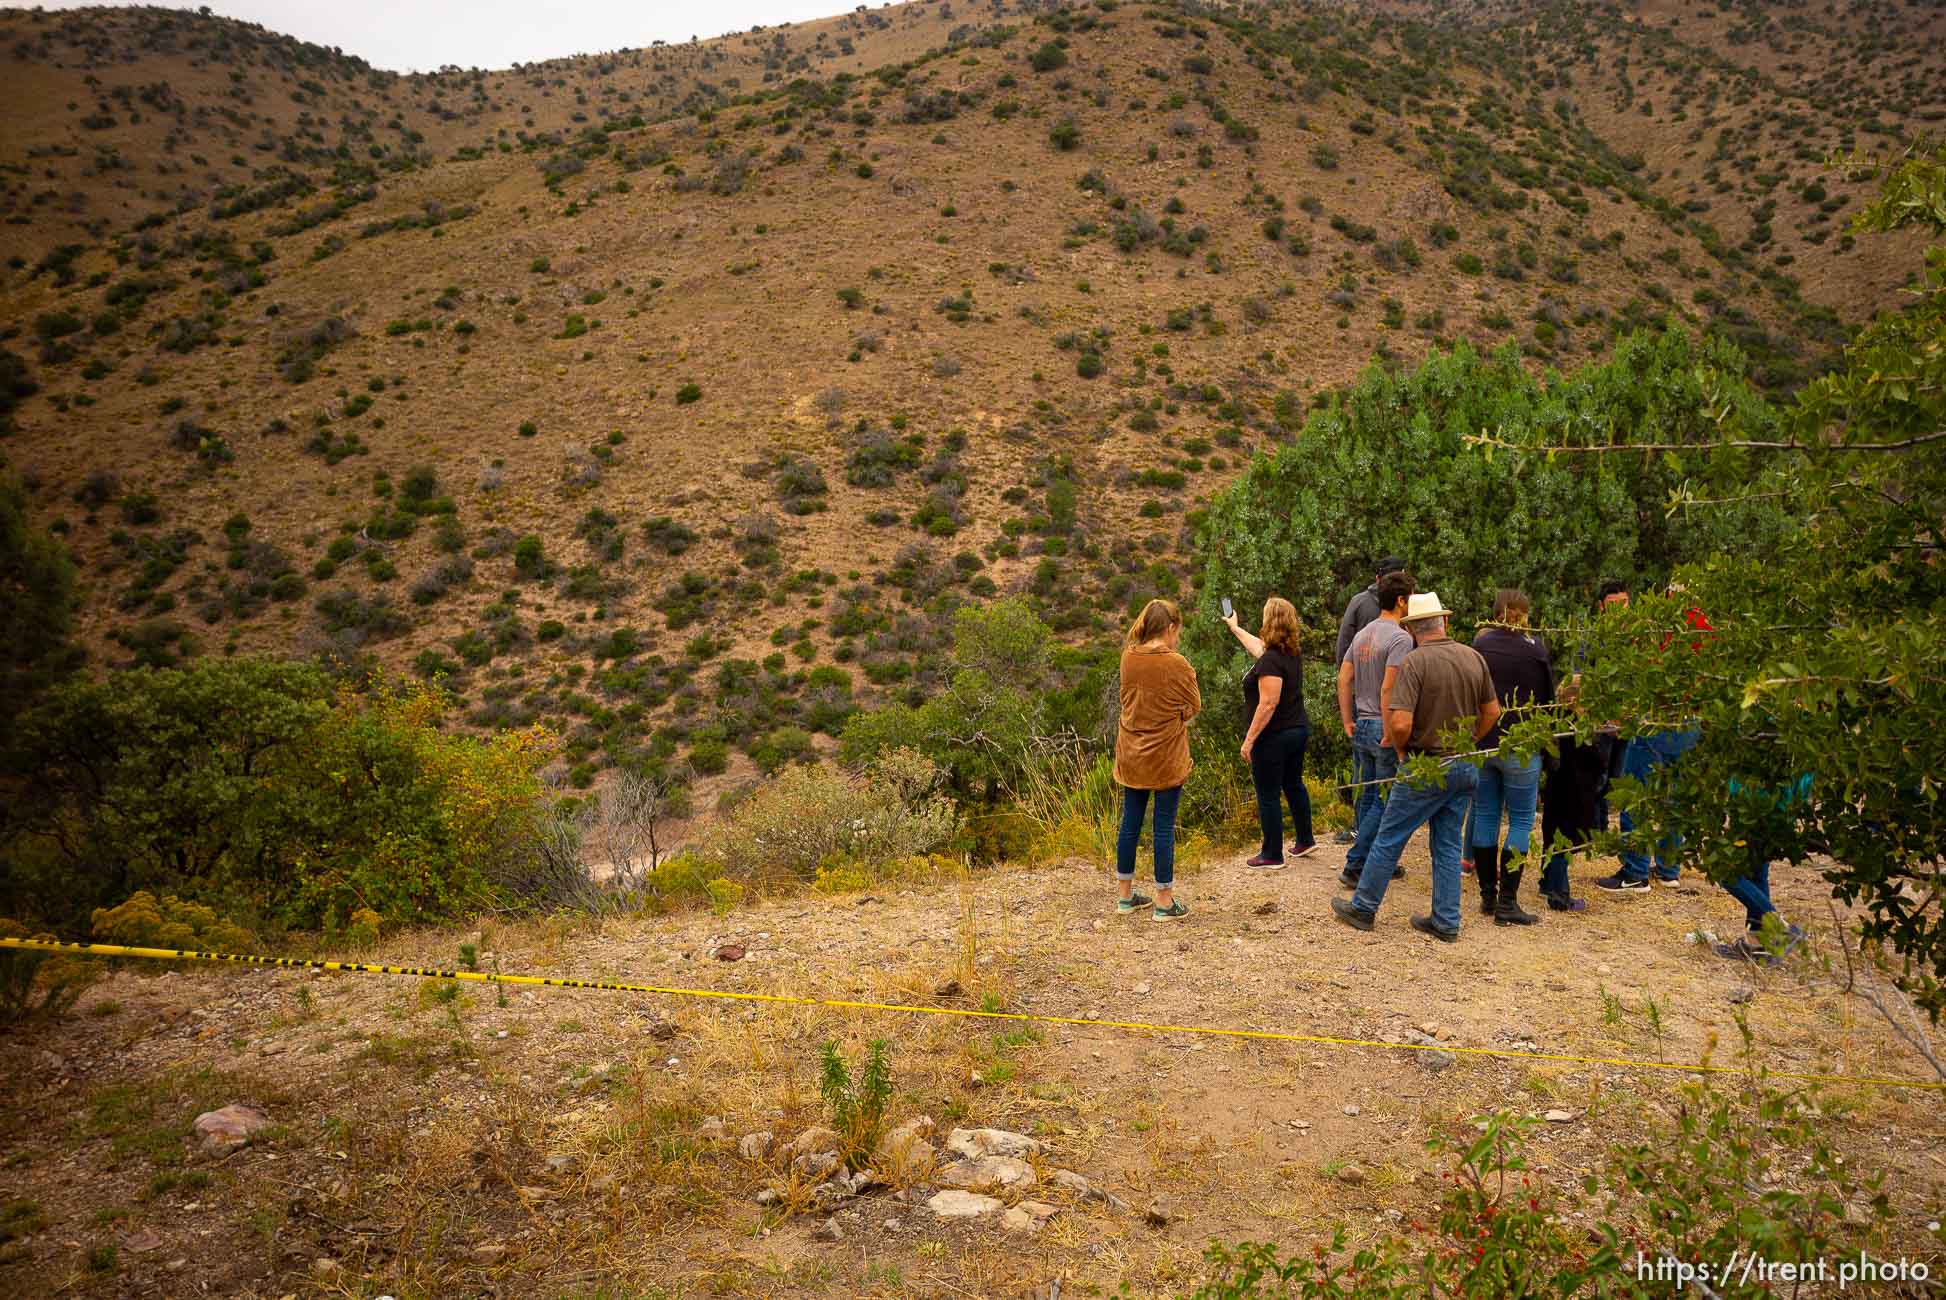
1473, 627, 1555, 746
1242, 647, 1308, 734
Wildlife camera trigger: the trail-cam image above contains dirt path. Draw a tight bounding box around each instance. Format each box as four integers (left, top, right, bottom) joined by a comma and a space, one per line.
1, 838, 1940, 1297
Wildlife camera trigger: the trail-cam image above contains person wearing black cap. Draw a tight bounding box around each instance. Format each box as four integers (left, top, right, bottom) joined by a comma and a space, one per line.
1335, 556, 1408, 668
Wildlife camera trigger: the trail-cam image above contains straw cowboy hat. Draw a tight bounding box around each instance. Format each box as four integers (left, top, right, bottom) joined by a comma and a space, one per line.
1401, 591, 1455, 623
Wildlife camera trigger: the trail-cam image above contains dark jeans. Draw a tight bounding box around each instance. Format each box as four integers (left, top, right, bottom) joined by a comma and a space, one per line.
1540, 736, 1604, 899
1346, 718, 1397, 873
1722, 857, 1777, 933
1350, 759, 1480, 932
1619, 727, 1701, 881
1250, 724, 1313, 859
1117, 785, 1182, 888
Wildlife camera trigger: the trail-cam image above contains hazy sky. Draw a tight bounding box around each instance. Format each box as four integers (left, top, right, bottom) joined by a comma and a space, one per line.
42, 0, 870, 72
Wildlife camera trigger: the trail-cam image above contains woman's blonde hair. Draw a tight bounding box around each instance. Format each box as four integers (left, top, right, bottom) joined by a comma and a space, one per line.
1126, 597, 1181, 646
1260, 596, 1301, 655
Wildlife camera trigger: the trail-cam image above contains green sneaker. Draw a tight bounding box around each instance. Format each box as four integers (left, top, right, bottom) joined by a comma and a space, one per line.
1116, 893, 1153, 915
1152, 900, 1190, 922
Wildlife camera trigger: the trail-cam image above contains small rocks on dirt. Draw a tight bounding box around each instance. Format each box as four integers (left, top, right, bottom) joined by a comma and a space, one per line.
1002, 1200, 1060, 1234
1049, 1168, 1127, 1210
192, 1104, 273, 1158
1544, 1109, 1576, 1124
1421, 1049, 1457, 1072
944, 1127, 1041, 1160
928, 1189, 1004, 1218
794, 1151, 840, 1180
1343, 1104, 1361, 1117
1336, 1164, 1367, 1185
877, 1117, 936, 1175
936, 1154, 1036, 1194
787, 1126, 842, 1158
1132, 981, 1152, 995
813, 1217, 845, 1242
714, 943, 746, 962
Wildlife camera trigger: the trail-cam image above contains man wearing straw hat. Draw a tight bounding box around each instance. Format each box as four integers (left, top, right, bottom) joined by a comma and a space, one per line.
1331, 592, 1500, 942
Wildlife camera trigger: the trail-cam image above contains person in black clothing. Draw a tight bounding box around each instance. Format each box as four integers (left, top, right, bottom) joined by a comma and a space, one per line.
1469, 589, 1556, 924
1225, 596, 1314, 867
1591, 580, 1630, 831
1535, 580, 1629, 912
1334, 556, 1408, 667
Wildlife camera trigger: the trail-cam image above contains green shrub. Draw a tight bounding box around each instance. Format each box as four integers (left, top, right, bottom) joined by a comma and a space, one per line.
675, 382, 702, 404
708, 748, 955, 881
819, 1039, 893, 1171
0, 918, 94, 1023
1189, 1085, 1892, 1299
3, 662, 555, 929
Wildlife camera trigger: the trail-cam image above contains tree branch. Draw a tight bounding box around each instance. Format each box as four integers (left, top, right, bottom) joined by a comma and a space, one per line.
1467, 428, 1946, 455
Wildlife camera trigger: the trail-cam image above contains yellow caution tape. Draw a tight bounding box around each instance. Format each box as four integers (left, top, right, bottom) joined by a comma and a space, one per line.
5, 938, 1940, 1093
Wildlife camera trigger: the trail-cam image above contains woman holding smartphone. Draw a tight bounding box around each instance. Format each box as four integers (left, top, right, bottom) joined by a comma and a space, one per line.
1114, 598, 1201, 920
1223, 596, 1315, 868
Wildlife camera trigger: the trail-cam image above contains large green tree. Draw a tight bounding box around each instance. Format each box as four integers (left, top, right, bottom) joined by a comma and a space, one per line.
1494, 144, 1946, 1016
0, 469, 81, 739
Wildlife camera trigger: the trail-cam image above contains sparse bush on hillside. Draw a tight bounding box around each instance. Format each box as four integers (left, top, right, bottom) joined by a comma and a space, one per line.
1030, 40, 1067, 73
708, 747, 955, 882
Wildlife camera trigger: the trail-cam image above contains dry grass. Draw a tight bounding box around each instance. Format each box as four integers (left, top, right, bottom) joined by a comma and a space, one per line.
11, 835, 1938, 1296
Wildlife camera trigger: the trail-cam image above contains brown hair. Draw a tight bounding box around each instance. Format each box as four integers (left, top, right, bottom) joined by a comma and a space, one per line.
1126, 598, 1181, 646
1491, 588, 1531, 625
1376, 570, 1414, 614
1259, 596, 1301, 656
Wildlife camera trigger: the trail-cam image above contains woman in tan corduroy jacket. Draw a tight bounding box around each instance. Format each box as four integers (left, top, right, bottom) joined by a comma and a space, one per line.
1113, 598, 1201, 921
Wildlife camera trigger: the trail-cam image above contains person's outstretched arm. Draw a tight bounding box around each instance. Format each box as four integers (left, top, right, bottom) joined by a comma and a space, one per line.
1222, 609, 1265, 660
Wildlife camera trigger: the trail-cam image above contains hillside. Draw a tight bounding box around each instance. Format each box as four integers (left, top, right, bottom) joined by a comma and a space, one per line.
0, 0, 1934, 804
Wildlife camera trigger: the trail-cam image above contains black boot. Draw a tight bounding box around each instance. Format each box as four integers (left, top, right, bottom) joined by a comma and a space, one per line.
1476, 845, 1499, 915
1495, 861, 1541, 926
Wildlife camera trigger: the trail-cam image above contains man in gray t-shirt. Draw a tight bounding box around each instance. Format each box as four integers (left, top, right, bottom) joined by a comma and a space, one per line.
1336, 571, 1413, 879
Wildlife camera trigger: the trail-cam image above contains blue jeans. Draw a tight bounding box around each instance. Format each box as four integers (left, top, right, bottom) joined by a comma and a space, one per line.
1618, 727, 1700, 882
1345, 718, 1397, 873
1471, 753, 1542, 860
1250, 725, 1313, 858
1117, 785, 1182, 888
1722, 857, 1777, 933
1351, 759, 1480, 933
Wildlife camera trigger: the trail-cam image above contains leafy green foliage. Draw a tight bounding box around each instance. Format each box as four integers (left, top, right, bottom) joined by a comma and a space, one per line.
0, 470, 82, 741
818, 1039, 893, 1171
1542, 146, 1946, 1015
2, 662, 553, 929
1190, 327, 1793, 684
1189, 1085, 1891, 1298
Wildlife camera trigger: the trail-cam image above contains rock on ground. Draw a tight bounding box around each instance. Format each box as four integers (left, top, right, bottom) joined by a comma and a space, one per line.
927, 1189, 1004, 1219
935, 1154, 1036, 1193
191, 1104, 273, 1158
944, 1127, 1041, 1160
